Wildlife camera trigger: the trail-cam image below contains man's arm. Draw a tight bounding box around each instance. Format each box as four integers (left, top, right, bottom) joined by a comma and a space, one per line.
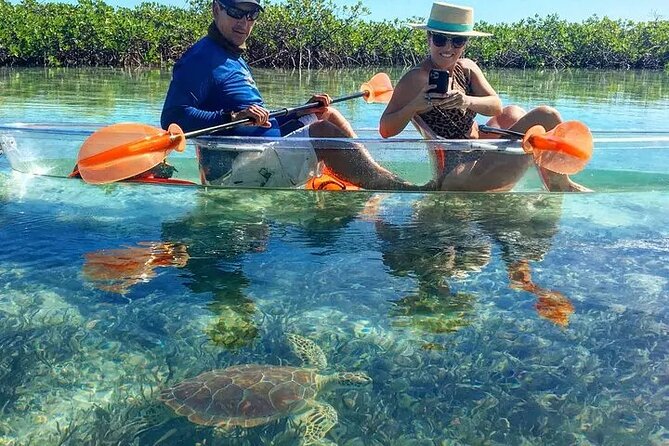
161, 65, 233, 132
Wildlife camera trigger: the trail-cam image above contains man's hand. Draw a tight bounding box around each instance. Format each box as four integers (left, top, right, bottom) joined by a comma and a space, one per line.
233, 104, 271, 128
305, 93, 332, 116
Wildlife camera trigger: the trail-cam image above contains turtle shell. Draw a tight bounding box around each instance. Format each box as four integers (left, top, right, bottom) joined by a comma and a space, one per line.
159, 364, 319, 428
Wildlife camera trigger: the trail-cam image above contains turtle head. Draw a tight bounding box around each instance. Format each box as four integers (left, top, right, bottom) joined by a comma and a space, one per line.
335, 371, 372, 387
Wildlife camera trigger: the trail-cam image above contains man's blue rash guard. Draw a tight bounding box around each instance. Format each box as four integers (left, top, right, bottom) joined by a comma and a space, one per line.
161, 32, 281, 137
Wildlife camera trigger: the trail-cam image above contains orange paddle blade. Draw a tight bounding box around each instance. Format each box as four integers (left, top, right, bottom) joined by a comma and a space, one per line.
522, 121, 593, 175
305, 165, 361, 190
77, 123, 186, 184
361, 72, 394, 103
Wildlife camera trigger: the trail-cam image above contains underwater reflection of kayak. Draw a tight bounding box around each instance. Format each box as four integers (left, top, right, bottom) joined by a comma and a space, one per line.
2, 122, 669, 193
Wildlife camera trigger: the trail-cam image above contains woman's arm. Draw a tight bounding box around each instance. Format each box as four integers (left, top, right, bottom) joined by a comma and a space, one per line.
379, 68, 433, 138
463, 59, 503, 116
427, 59, 502, 117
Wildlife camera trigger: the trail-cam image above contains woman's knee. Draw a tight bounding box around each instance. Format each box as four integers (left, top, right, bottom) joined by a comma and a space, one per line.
531, 105, 562, 124
508, 104, 563, 133
488, 105, 526, 129
501, 105, 526, 120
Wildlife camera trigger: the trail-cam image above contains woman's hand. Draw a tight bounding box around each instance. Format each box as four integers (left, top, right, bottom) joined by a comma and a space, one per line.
411, 84, 439, 114
426, 89, 471, 111
410, 83, 471, 114
233, 104, 271, 128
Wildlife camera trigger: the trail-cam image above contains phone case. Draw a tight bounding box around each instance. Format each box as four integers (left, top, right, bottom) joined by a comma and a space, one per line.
428, 69, 449, 94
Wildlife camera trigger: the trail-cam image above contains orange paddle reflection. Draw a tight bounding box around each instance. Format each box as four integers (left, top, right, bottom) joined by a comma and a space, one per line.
509, 260, 574, 327
83, 242, 189, 294
533, 290, 574, 328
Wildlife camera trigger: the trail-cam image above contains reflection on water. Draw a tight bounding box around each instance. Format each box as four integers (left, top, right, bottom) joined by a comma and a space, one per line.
375, 193, 574, 333
83, 241, 189, 294
206, 287, 259, 350
2, 67, 668, 129
0, 181, 667, 445
1, 67, 669, 445
390, 290, 477, 337
486, 68, 669, 104
509, 260, 575, 326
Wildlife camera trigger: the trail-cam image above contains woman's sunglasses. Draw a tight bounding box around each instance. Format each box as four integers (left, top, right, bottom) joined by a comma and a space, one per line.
217, 1, 261, 21
430, 33, 468, 48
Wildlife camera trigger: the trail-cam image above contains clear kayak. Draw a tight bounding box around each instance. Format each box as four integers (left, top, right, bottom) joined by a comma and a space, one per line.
1, 122, 669, 193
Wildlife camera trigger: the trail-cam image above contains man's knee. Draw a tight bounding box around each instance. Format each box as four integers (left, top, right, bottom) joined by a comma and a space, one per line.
316, 107, 356, 137
308, 119, 348, 138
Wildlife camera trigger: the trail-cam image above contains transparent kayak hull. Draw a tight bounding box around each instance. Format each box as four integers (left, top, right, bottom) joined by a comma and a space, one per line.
1, 122, 669, 193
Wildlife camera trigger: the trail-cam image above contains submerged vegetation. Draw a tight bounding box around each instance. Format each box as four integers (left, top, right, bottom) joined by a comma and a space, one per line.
1, 164, 668, 444
0, 0, 667, 69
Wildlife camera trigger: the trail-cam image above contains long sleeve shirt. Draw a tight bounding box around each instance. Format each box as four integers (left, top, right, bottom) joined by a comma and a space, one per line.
160, 23, 281, 137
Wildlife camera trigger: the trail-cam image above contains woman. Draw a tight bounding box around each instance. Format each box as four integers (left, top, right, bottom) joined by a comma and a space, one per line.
379, 2, 588, 192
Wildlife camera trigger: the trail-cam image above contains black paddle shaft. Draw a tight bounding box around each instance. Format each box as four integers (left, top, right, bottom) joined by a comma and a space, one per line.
479, 125, 525, 139
182, 91, 367, 139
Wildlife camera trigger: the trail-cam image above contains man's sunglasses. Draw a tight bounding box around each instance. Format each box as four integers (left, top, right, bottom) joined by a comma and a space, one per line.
430, 33, 468, 48
218, 1, 261, 21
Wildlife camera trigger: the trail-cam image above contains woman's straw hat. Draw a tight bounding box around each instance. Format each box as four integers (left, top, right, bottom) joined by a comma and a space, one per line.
410, 2, 492, 37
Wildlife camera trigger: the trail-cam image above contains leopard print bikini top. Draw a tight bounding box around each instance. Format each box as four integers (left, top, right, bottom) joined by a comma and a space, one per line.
418, 63, 477, 139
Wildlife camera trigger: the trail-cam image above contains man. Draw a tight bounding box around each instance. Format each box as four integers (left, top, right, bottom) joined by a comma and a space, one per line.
161, 0, 415, 189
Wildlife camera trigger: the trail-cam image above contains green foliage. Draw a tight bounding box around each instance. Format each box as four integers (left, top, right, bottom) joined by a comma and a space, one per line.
466, 14, 669, 70
0, 0, 204, 66
0, 0, 667, 68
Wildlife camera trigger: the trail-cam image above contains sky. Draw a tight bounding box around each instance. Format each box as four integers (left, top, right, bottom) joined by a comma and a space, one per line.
97, 0, 668, 23
337, 0, 669, 23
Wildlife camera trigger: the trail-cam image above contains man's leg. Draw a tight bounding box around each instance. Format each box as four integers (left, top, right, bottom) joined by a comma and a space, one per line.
308, 115, 419, 191
315, 107, 357, 137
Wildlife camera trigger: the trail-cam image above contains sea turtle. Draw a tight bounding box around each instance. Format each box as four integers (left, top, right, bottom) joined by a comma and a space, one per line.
159, 333, 372, 445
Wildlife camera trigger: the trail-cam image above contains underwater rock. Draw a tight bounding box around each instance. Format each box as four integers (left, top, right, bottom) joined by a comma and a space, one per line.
624, 273, 667, 298
342, 390, 359, 409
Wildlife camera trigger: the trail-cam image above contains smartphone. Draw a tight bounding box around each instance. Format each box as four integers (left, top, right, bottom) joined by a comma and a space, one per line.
427, 69, 449, 94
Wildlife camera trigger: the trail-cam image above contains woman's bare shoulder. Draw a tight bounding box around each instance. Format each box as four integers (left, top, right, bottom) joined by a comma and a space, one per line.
457, 58, 481, 70
398, 61, 430, 86
457, 58, 488, 81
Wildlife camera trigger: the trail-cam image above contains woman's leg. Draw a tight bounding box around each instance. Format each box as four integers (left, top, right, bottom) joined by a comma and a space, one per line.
479, 105, 527, 138
508, 106, 591, 192
438, 105, 533, 191
507, 105, 561, 134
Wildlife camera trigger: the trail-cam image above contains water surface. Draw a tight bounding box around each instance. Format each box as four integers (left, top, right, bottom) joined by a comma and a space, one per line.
0, 68, 668, 446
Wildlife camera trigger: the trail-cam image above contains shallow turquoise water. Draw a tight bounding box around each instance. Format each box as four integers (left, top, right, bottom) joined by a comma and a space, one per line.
0, 68, 668, 445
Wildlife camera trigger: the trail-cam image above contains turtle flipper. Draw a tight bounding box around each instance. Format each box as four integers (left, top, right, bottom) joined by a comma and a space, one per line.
293, 401, 338, 446
287, 333, 328, 370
